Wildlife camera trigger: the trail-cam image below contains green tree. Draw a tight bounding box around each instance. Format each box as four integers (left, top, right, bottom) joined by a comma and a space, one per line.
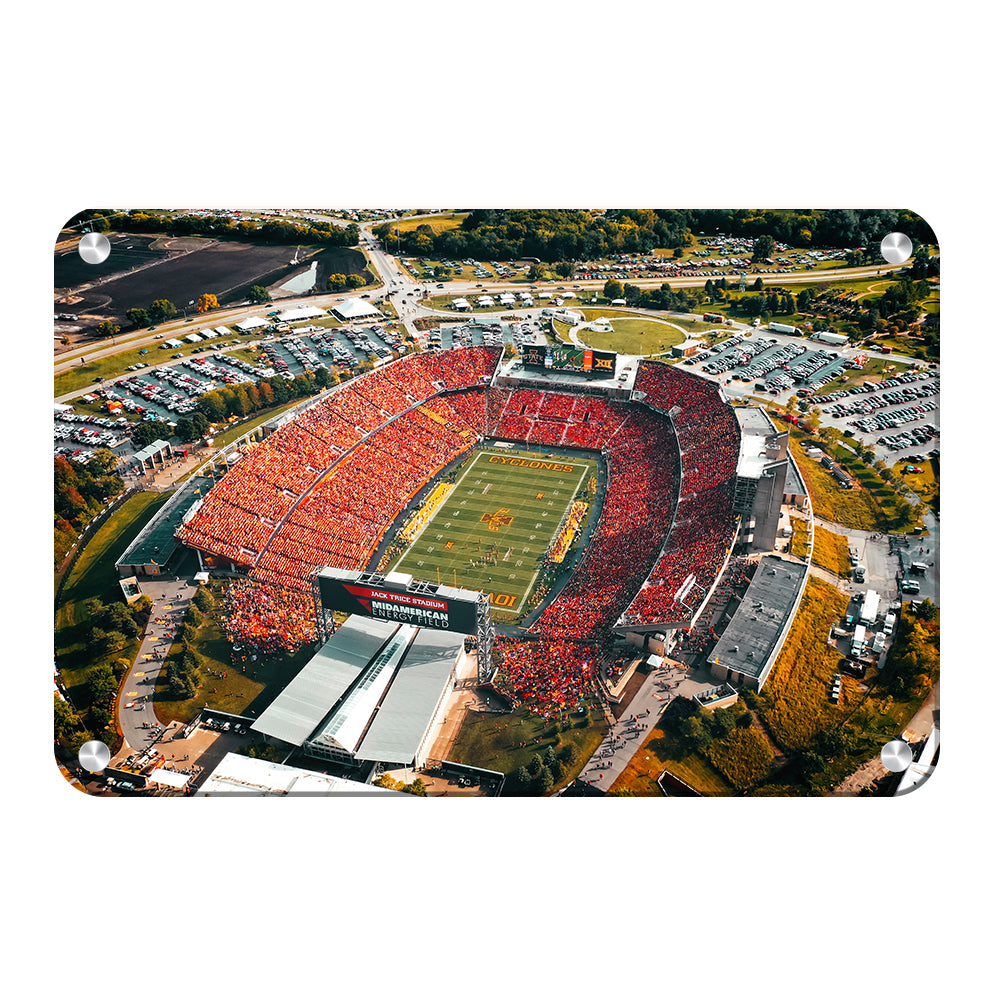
67, 730, 95, 755
248, 285, 272, 304
197, 293, 219, 313
193, 587, 216, 613
527, 263, 545, 281
603, 278, 624, 300
130, 421, 171, 449
402, 778, 427, 796
54, 695, 80, 740
147, 299, 177, 323
96, 320, 120, 339
326, 273, 347, 291
88, 663, 117, 704
555, 261, 574, 278
90, 705, 112, 730
513, 765, 532, 789
533, 766, 554, 795
751, 235, 776, 262
174, 418, 196, 442
527, 753, 543, 777
346, 273, 366, 288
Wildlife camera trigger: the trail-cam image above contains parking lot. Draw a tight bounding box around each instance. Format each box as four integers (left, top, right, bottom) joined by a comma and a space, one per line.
691, 335, 859, 396
56, 317, 406, 465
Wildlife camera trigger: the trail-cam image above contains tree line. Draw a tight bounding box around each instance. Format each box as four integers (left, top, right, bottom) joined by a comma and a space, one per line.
70, 210, 360, 247
374, 209, 937, 263
54, 450, 125, 564
54, 594, 153, 755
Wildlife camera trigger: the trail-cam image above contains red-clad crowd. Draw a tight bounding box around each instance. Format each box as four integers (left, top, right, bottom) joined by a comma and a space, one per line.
493, 636, 595, 716
187, 350, 743, 701
619, 360, 741, 626
532, 406, 679, 640
223, 579, 317, 657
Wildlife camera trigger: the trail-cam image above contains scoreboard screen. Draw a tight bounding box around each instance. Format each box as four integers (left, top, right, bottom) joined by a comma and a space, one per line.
521, 344, 617, 375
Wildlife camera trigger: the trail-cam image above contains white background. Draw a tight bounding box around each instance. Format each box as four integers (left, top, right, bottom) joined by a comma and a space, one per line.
8, 2, 990, 997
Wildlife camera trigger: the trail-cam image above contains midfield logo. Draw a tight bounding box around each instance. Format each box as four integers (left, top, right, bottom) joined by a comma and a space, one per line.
480, 507, 513, 531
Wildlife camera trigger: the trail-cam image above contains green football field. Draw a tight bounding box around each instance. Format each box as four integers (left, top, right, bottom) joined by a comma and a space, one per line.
390, 447, 598, 615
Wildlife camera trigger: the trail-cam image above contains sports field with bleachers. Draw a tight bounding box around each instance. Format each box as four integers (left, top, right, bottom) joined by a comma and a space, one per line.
389, 446, 598, 615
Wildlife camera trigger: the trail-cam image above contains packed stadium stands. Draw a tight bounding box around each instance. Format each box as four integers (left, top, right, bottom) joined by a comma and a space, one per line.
182, 349, 743, 712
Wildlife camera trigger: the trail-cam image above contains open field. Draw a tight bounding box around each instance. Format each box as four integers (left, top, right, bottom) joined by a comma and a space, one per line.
895, 456, 939, 514
784, 428, 884, 531
812, 524, 852, 577
56, 241, 369, 326
611, 726, 735, 797
394, 212, 469, 235
450, 701, 608, 794
555, 315, 688, 356
152, 600, 311, 724
405, 259, 499, 283
390, 447, 597, 616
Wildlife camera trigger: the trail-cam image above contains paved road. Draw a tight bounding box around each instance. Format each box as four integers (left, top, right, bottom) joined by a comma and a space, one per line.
115, 577, 198, 760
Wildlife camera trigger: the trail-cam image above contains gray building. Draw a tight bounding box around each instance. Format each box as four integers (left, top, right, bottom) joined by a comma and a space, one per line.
250, 615, 465, 770
732, 408, 800, 554
706, 555, 808, 691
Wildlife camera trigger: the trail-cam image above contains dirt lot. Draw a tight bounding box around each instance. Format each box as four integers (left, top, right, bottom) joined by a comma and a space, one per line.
54, 238, 370, 329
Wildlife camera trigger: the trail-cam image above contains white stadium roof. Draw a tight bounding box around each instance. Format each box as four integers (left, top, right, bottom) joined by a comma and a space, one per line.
251, 617, 398, 745
197, 753, 393, 795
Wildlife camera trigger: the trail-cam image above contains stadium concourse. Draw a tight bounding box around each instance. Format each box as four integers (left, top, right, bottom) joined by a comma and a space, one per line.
174, 346, 743, 717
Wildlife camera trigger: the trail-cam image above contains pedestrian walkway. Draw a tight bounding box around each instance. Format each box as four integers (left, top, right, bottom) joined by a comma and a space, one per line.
115, 576, 198, 759
578, 664, 715, 793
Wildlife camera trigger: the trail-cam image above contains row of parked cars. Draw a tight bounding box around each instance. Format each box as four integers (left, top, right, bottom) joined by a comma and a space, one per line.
852, 405, 937, 435
812, 369, 937, 405
876, 424, 939, 451
824, 380, 939, 416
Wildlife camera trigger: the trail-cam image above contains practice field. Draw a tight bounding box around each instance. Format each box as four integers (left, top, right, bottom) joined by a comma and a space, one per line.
390, 447, 598, 615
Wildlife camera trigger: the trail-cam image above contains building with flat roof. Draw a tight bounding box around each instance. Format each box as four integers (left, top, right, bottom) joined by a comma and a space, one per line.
706, 555, 808, 690
250, 615, 465, 770
197, 752, 395, 795
732, 408, 805, 553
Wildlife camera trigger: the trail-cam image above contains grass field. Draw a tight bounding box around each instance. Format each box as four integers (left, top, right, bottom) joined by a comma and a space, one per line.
394, 212, 469, 235
611, 726, 735, 797
450, 702, 608, 794
389, 447, 597, 615
812, 523, 852, 577
153, 598, 311, 724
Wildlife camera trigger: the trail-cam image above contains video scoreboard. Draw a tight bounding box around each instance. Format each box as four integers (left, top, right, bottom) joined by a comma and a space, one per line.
521, 344, 617, 376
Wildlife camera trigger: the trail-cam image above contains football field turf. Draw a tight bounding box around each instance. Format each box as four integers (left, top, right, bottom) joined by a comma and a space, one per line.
389, 447, 598, 615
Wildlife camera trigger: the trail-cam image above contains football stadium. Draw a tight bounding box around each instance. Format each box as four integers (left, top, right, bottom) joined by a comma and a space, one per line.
164, 342, 750, 723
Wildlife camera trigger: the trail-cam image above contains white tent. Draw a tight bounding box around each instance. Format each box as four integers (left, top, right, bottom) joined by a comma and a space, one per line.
277, 306, 325, 322
148, 768, 190, 789
235, 316, 269, 332
333, 298, 381, 321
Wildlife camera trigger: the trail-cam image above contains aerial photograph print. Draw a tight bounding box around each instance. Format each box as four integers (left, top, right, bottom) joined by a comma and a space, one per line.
53, 207, 940, 798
